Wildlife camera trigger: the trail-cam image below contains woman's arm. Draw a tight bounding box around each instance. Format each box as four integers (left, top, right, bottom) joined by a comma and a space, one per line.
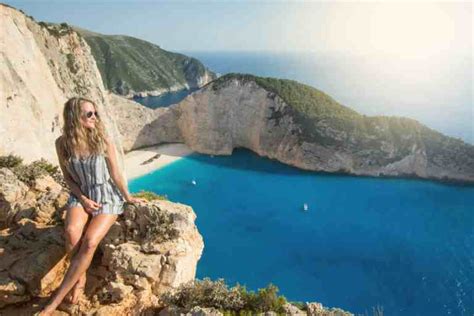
104, 138, 131, 201
104, 138, 145, 203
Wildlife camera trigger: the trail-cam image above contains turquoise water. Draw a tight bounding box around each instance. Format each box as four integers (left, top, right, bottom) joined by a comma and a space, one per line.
133, 87, 199, 108
129, 148, 474, 316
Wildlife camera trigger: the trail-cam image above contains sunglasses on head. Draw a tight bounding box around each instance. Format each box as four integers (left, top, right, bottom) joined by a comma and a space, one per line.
84, 111, 98, 118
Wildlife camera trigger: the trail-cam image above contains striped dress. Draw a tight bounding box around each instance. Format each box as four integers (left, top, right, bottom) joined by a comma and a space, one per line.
65, 154, 124, 216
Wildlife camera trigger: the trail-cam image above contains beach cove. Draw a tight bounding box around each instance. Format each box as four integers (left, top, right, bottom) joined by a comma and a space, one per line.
124, 143, 194, 180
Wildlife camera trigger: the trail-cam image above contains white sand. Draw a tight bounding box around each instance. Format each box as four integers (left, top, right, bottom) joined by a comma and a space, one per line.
124, 143, 194, 180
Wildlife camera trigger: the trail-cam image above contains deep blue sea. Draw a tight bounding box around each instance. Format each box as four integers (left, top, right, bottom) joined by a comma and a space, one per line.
129, 148, 474, 316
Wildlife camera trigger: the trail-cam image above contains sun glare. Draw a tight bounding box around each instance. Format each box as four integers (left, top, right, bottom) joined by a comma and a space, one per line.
368, 3, 457, 56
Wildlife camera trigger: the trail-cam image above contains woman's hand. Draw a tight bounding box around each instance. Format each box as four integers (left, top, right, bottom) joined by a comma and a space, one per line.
125, 195, 147, 204
80, 196, 102, 214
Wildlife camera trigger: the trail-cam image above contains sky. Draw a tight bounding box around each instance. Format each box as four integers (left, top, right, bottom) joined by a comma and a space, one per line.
4, 0, 472, 56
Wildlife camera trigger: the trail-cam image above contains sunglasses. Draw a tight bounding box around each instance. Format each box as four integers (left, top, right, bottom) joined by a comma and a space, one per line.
84, 111, 99, 118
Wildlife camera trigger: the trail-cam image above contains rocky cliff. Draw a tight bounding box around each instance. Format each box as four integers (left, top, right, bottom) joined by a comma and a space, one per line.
0, 4, 123, 164
109, 74, 474, 183
173, 74, 474, 183
107, 92, 183, 152
73, 26, 217, 98
0, 165, 204, 314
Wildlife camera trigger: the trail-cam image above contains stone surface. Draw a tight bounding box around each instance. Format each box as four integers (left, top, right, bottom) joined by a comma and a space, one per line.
0, 4, 123, 166
283, 303, 307, 315
107, 92, 183, 152
0, 165, 204, 314
0, 168, 28, 225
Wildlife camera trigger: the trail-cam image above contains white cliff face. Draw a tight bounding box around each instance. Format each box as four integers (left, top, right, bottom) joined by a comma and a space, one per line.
0, 5, 122, 164
176, 79, 301, 157
107, 92, 184, 152
123, 77, 472, 184
173, 79, 358, 172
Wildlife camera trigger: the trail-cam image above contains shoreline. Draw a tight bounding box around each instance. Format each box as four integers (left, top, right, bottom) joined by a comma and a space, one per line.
124, 143, 194, 180
123, 144, 473, 186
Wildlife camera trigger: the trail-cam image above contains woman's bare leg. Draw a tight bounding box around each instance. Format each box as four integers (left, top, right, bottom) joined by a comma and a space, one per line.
63, 205, 89, 303
40, 214, 118, 314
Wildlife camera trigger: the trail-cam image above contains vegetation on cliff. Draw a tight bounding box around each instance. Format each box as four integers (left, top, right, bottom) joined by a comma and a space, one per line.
0, 154, 63, 186
161, 277, 355, 315
208, 73, 474, 175
73, 27, 216, 95
133, 190, 168, 201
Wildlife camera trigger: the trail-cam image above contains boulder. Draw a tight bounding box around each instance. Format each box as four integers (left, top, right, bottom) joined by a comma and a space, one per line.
0, 169, 204, 314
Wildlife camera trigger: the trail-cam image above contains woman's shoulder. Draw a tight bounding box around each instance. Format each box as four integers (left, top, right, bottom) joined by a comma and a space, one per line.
55, 135, 65, 147
55, 136, 67, 155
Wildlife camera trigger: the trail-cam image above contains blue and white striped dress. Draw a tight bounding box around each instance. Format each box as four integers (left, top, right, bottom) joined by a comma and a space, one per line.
65, 154, 124, 216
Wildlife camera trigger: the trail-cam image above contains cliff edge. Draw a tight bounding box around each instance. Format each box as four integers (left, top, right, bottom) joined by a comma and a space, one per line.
113, 73, 473, 184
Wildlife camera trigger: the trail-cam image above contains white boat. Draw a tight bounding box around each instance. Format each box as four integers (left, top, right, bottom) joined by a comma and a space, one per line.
303, 203, 308, 211
191, 179, 197, 185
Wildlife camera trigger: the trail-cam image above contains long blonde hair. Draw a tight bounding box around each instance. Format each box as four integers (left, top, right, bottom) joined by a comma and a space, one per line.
59, 97, 108, 162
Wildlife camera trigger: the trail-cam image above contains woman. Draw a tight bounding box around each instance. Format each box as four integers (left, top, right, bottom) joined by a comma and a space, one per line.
39, 97, 146, 315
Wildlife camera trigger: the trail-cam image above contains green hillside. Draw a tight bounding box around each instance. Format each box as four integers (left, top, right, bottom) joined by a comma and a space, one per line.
74, 26, 216, 95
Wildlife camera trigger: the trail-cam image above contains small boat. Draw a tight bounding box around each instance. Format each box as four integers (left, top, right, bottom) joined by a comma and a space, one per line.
191, 179, 197, 186
303, 203, 308, 211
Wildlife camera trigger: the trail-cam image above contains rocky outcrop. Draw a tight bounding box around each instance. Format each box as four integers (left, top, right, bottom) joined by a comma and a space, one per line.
110, 74, 473, 183
107, 92, 184, 152
0, 4, 123, 164
0, 166, 204, 314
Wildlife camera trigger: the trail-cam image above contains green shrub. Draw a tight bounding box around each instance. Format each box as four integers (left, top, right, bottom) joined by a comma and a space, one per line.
0, 154, 23, 169
29, 158, 59, 175
0, 155, 63, 186
12, 163, 47, 186
161, 278, 288, 314
241, 283, 287, 313
41, 22, 73, 38
132, 190, 168, 201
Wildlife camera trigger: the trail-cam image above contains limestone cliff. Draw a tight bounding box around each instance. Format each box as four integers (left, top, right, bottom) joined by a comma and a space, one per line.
109, 74, 473, 184
0, 4, 123, 164
107, 92, 183, 152
173, 74, 474, 183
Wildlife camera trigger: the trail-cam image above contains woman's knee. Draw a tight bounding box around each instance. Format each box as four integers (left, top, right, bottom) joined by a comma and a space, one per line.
81, 235, 101, 252
64, 225, 84, 245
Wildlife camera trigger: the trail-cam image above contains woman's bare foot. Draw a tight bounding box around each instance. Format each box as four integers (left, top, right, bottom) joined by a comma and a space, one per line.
66, 274, 86, 304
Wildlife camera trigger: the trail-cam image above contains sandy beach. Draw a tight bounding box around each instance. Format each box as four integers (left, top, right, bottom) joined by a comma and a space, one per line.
124, 143, 194, 180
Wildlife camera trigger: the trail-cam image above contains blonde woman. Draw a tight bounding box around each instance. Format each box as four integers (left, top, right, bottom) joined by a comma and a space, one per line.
39, 97, 146, 315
